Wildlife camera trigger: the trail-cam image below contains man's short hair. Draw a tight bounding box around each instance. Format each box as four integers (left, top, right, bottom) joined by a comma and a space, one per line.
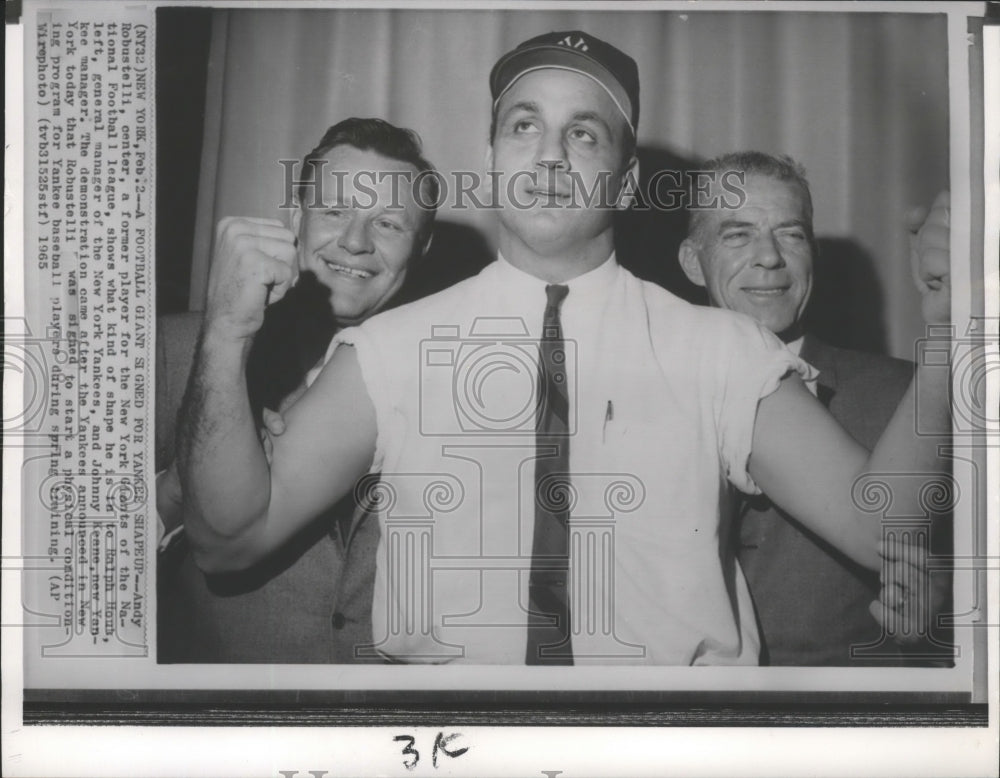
687, 151, 814, 244
298, 117, 439, 238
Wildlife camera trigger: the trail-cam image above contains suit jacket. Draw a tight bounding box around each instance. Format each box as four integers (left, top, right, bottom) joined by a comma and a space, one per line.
158, 494, 380, 664
737, 334, 917, 666
156, 303, 380, 664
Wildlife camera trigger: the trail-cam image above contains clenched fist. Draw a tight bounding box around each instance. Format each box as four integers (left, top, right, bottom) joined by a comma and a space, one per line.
204, 217, 299, 341
906, 190, 951, 325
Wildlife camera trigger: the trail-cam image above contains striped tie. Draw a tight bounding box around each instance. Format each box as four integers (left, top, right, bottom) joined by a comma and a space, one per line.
526, 284, 573, 664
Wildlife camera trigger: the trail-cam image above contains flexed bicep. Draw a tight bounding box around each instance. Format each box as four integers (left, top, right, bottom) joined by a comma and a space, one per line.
260, 344, 378, 551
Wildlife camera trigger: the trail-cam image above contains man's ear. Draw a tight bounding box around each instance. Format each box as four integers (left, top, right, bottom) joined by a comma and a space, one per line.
290, 203, 303, 239
616, 155, 641, 210
484, 143, 494, 173
678, 239, 707, 287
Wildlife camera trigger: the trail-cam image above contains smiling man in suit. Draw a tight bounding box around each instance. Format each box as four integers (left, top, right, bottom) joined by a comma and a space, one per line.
157, 117, 437, 663
678, 150, 951, 665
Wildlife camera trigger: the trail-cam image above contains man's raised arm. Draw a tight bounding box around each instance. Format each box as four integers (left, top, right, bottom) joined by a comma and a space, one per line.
748, 191, 952, 571
176, 217, 375, 573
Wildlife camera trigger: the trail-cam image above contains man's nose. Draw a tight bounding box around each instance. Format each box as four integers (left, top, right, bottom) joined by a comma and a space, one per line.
338, 212, 374, 254
535, 129, 569, 171
754, 233, 786, 269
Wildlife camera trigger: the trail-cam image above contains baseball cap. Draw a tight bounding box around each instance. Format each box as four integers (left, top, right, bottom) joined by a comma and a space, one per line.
489, 30, 640, 135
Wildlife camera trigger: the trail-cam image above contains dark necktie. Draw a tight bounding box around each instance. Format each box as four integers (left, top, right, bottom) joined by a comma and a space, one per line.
526, 284, 573, 664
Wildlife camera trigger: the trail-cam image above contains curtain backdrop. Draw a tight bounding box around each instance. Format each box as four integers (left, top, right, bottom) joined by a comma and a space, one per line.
186, 8, 948, 359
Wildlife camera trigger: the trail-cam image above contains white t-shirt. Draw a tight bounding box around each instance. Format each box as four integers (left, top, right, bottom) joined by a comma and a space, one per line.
328, 255, 815, 664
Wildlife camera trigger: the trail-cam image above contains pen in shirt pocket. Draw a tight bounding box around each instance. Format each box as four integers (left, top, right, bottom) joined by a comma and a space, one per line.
602, 399, 614, 443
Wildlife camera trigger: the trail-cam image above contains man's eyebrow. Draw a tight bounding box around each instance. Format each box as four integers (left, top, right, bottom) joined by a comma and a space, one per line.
571, 110, 612, 133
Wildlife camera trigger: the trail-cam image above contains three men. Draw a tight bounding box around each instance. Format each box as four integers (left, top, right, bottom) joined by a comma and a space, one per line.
177, 31, 950, 664
678, 152, 950, 664
159, 117, 436, 662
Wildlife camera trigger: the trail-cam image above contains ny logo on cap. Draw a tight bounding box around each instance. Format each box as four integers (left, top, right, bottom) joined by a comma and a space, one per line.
558, 34, 589, 52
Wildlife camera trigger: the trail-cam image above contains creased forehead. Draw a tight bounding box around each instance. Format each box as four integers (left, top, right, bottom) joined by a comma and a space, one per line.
689, 172, 813, 241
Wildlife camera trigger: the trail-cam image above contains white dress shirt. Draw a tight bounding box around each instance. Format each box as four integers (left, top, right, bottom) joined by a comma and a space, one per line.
327, 254, 814, 664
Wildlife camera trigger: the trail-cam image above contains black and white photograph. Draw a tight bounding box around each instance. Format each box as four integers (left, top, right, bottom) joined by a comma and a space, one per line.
4, 1, 998, 776
153, 3, 962, 670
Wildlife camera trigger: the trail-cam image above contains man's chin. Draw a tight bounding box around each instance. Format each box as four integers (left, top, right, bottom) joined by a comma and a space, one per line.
505, 215, 610, 254
330, 290, 402, 327
766, 316, 803, 342
732, 303, 798, 337
327, 294, 370, 326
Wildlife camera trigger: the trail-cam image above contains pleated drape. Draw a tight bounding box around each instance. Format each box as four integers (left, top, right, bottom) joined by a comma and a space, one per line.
188, 8, 947, 359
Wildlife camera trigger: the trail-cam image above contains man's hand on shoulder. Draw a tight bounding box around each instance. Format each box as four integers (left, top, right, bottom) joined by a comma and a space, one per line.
205, 216, 299, 342
906, 190, 950, 326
